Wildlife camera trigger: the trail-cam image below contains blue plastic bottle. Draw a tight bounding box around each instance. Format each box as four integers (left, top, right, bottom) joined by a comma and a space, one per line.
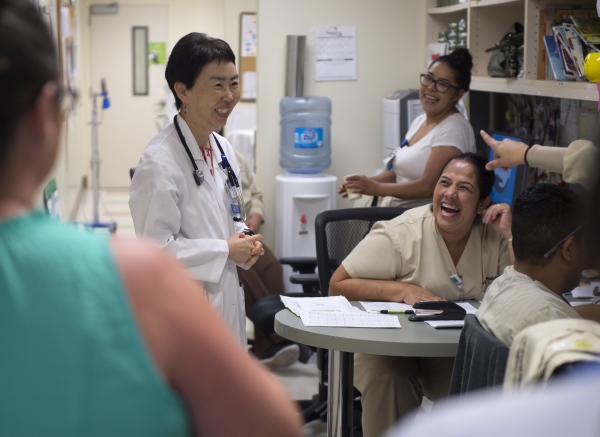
279, 96, 331, 174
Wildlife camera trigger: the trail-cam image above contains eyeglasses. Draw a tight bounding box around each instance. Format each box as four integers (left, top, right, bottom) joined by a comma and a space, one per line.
59, 87, 79, 115
543, 223, 585, 259
420, 74, 459, 93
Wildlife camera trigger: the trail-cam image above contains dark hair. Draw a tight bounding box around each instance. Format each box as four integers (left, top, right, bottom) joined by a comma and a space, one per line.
165, 33, 236, 110
441, 152, 494, 200
430, 48, 473, 91
0, 0, 58, 163
512, 184, 584, 266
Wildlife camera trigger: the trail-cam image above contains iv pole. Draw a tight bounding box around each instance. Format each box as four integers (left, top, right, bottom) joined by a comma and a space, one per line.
88, 78, 115, 230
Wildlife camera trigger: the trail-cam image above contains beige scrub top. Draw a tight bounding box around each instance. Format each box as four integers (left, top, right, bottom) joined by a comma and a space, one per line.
342, 205, 511, 301
477, 266, 581, 347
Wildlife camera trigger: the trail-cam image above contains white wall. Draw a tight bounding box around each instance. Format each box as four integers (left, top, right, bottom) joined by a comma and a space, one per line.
256, 0, 426, 248
67, 0, 253, 206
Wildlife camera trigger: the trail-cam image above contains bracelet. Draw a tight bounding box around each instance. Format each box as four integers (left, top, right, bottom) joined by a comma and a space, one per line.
523, 145, 533, 166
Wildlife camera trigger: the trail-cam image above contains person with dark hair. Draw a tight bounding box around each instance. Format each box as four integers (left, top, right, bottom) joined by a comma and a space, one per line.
476, 183, 591, 346
330, 152, 514, 437
130, 33, 265, 345
0, 2, 302, 436
339, 48, 476, 209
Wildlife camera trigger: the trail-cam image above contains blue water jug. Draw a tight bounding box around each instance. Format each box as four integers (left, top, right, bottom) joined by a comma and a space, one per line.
279, 96, 331, 174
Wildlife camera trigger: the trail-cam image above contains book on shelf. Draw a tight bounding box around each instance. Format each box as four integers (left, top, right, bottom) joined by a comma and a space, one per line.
564, 24, 587, 77
537, 6, 599, 80
544, 35, 571, 81
570, 16, 600, 44
552, 25, 578, 78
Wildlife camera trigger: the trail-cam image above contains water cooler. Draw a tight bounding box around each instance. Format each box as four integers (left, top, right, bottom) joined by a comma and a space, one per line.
275, 35, 337, 293
276, 173, 337, 293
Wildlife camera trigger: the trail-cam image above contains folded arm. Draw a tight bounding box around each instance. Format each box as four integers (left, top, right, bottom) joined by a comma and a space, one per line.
329, 265, 444, 305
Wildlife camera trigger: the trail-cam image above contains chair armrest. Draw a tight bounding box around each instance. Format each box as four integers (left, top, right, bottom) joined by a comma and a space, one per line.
289, 273, 319, 285
279, 256, 318, 274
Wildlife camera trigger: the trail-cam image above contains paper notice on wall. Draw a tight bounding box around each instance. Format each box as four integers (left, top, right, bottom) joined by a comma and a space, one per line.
241, 14, 257, 57
314, 26, 357, 81
242, 71, 257, 99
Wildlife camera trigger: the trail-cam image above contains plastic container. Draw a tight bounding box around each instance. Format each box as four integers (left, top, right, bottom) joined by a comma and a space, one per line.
279, 96, 332, 174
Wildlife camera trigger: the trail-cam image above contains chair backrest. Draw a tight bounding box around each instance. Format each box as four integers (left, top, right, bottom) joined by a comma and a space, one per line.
314, 207, 407, 296
449, 314, 510, 398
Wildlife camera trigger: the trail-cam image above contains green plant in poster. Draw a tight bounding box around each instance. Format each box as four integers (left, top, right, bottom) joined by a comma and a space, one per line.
148, 42, 166, 65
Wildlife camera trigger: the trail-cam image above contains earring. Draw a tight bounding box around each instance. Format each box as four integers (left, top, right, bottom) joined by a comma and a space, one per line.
184, 105, 187, 114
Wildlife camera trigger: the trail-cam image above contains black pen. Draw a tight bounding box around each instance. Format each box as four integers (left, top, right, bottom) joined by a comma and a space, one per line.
379, 309, 414, 314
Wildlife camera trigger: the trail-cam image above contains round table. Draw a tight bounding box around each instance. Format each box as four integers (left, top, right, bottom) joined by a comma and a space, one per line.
275, 302, 477, 437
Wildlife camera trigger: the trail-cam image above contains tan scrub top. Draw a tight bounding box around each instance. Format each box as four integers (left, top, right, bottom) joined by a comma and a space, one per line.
342, 205, 510, 301
477, 266, 581, 347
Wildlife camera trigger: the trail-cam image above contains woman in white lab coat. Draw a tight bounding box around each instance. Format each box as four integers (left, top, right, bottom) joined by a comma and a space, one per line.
129, 33, 264, 345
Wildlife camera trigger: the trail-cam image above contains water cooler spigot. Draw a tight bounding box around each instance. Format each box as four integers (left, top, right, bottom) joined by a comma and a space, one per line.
299, 214, 308, 235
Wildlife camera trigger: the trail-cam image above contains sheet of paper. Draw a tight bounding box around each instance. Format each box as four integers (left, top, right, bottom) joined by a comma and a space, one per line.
280, 295, 354, 317
456, 302, 478, 314
241, 14, 257, 57
570, 300, 600, 307
359, 302, 413, 313
425, 320, 464, 329
300, 312, 401, 328
242, 71, 256, 99
572, 282, 600, 298
314, 26, 357, 81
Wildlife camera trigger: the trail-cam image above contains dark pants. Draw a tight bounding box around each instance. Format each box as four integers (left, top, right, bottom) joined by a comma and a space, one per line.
237, 244, 286, 356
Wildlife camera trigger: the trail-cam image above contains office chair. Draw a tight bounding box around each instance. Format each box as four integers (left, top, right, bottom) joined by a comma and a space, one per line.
300, 206, 407, 429
448, 314, 510, 399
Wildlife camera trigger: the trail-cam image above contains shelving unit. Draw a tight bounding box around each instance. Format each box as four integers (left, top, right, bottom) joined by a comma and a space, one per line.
425, 0, 599, 102
427, 3, 469, 14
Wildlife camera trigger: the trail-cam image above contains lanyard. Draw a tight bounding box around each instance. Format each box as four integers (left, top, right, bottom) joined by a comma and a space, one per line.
173, 115, 247, 222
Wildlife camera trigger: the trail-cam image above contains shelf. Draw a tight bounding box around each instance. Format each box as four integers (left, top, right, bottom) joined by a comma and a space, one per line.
427, 3, 468, 14
470, 76, 599, 101
471, 0, 523, 8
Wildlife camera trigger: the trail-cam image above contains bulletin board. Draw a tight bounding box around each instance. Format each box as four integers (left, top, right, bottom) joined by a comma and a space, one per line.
239, 12, 257, 102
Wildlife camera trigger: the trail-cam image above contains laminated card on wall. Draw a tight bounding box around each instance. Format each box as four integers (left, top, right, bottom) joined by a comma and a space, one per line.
314, 26, 357, 81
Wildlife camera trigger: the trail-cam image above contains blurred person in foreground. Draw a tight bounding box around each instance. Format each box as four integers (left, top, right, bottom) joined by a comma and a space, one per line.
0, 2, 302, 436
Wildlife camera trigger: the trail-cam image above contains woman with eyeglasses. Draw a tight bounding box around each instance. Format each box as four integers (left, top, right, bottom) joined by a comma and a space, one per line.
129, 33, 264, 345
339, 48, 476, 208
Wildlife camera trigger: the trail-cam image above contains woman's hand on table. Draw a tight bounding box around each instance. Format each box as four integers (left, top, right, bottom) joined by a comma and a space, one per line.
343, 174, 381, 196
480, 130, 528, 171
482, 203, 513, 241
397, 283, 446, 305
227, 233, 263, 264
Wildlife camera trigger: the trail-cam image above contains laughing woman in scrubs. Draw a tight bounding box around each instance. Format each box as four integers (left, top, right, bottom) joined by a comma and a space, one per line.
330, 153, 514, 437
339, 48, 476, 208
130, 33, 264, 345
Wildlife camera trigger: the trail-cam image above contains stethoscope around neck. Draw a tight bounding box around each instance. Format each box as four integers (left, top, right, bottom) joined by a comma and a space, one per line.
173, 115, 248, 224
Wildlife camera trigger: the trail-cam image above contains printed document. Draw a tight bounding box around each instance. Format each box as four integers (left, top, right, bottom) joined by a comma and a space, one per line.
280, 295, 401, 328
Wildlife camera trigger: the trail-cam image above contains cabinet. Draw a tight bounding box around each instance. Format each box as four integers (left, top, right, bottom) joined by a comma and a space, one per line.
426, 0, 599, 101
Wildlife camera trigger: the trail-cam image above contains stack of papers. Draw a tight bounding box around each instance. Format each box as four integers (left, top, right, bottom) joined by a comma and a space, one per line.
280, 296, 401, 328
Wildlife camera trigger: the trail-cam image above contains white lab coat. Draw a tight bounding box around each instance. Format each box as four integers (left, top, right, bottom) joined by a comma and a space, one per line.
129, 115, 247, 345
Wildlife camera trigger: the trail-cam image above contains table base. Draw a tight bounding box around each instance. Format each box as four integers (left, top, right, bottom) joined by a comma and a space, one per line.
327, 350, 354, 437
